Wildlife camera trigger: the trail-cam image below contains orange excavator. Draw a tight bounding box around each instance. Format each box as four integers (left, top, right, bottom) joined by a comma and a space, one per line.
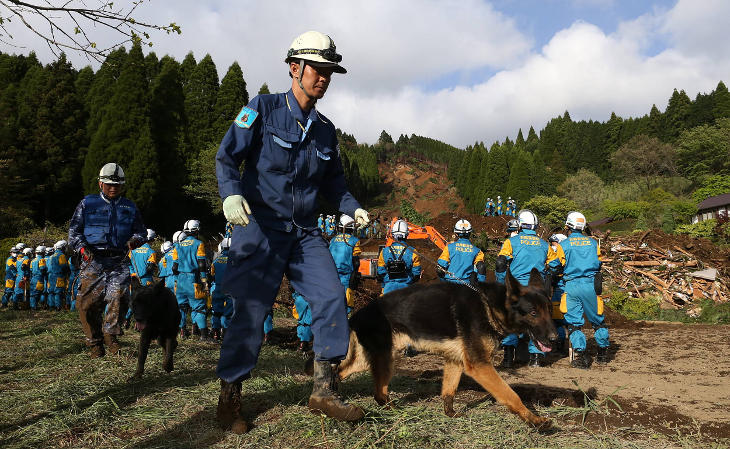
357, 218, 447, 278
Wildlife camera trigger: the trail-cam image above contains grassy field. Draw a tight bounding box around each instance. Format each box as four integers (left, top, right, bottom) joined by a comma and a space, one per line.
0, 309, 725, 449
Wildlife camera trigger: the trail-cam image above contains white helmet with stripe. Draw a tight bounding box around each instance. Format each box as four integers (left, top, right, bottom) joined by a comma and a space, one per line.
518, 209, 538, 230
454, 219, 472, 237
566, 211, 587, 231
391, 220, 409, 240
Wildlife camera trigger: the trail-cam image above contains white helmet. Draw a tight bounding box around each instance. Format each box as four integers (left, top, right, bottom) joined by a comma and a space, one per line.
35, 245, 45, 254
339, 214, 355, 230
508, 197, 512, 200
45, 247, 53, 256
218, 237, 231, 253
285, 30, 346, 74
161, 241, 173, 253
454, 219, 472, 237
566, 211, 587, 231
54, 240, 67, 250
98, 163, 125, 185
22, 247, 33, 256
15, 243, 26, 251
497, 195, 502, 199
173, 231, 186, 243
549, 233, 568, 244
184, 220, 200, 233
518, 209, 538, 230
146, 229, 157, 241
391, 219, 409, 240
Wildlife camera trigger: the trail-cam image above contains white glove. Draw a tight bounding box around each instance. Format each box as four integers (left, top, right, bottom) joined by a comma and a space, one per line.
354, 208, 369, 226
222, 195, 252, 226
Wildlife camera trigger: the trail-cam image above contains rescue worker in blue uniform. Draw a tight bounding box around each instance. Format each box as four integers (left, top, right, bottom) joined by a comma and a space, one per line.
214, 31, 369, 432
14, 248, 32, 308
548, 211, 608, 368
210, 237, 233, 342
47, 241, 71, 311
126, 228, 159, 326
292, 289, 313, 352
2, 247, 18, 307
67, 254, 79, 310
69, 163, 146, 358
329, 214, 361, 315
437, 219, 486, 285
172, 219, 211, 342
548, 234, 568, 353
496, 196, 503, 216
42, 247, 53, 308
29, 246, 48, 310
495, 210, 552, 368
157, 241, 175, 292
484, 198, 495, 216
495, 220, 520, 285
378, 219, 421, 294
318, 214, 325, 233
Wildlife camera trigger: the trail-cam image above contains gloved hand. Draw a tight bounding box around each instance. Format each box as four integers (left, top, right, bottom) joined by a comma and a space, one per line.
223, 195, 252, 226
354, 208, 369, 226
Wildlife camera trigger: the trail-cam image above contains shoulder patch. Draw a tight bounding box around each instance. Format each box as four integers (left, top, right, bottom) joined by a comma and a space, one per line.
234, 106, 258, 129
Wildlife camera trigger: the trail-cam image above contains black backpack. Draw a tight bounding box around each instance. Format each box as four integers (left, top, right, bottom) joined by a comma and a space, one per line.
385, 245, 408, 280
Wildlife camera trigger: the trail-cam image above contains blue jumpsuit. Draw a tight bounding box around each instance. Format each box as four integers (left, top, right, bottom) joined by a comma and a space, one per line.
215, 89, 361, 383
158, 250, 175, 291
292, 290, 312, 343
13, 256, 31, 305
172, 235, 208, 331
47, 250, 70, 310
3, 255, 17, 306
326, 218, 335, 236
318, 216, 325, 233
496, 229, 551, 354
210, 250, 233, 330
68, 193, 146, 347
437, 238, 486, 284
548, 231, 608, 351
29, 256, 47, 310
485, 200, 495, 216
127, 242, 158, 320
329, 232, 361, 314
68, 259, 79, 310
377, 242, 421, 294
496, 198, 503, 216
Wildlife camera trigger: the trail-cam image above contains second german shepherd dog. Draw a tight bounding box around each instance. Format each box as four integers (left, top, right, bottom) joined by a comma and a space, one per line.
338, 268, 557, 427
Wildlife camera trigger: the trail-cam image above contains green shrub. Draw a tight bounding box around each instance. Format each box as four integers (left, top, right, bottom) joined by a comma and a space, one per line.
521, 195, 578, 229
675, 219, 716, 238
603, 200, 648, 220
399, 200, 430, 226
607, 289, 660, 320
696, 299, 730, 324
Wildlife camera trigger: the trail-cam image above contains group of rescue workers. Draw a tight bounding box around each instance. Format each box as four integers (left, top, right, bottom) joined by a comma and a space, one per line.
2, 241, 78, 311
0, 30, 611, 433
484, 195, 517, 216
318, 213, 382, 239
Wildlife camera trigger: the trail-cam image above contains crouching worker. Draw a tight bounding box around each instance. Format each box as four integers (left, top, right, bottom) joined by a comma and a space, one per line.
214, 31, 369, 433
68, 163, 146, 358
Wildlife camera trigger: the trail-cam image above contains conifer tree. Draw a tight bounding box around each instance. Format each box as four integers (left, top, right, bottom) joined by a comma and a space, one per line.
525, 126, 539, 153
213, 61, 249, 140
505, 150, 531, 205
713, 81, 730, 119
258, 83, 271, 95
179, 52, 196, 88
663, 89, 691, 142
144, 52, 160, 83
184, 53, 219, 154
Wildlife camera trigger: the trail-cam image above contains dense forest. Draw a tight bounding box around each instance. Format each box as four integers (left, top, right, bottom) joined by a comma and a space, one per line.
1, 46, 729, 240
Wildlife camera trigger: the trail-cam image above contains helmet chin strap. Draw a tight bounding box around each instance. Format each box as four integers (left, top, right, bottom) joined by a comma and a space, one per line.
296, 59, 318, 103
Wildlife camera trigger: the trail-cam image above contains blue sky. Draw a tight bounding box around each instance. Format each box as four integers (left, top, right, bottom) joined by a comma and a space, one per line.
2, 0, 727, 147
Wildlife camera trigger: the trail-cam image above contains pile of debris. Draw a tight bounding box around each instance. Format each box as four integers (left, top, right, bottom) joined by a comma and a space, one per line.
601, 229, 730, 312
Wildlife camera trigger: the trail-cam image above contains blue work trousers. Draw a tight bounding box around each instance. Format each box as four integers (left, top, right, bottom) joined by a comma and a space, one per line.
564, 278, 609, 351
211, 293, 233, 329
294, 293, 313, 342
217, 221, 348, 383
176, 272, 207, 330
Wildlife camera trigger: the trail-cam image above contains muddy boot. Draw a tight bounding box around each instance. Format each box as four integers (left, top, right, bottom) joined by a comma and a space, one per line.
104, 334, 121, 355
89, 344, 105, 359
500, 345, 515, 369
596, 347, 610, 364
216, 379, 249, 434
298, 340, 311, 353
571, 350, 591, 369
192, 323, 200, 336
199, 327, 215, 343
528, 353, 544, 368
308, 361, 364, 422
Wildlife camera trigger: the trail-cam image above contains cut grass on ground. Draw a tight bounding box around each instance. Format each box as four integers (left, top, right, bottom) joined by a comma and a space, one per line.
0, 309, 725, 449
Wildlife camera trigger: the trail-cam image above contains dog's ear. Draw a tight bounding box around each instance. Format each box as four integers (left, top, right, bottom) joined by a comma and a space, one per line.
527, 268, 544, 291
504, 268, 521, 303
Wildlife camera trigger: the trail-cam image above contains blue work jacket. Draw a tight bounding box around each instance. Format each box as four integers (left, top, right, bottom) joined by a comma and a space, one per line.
215, 90, 360, 233
68, 193, 146, 254
498, 229, 549, 285
548, 231, 601, 281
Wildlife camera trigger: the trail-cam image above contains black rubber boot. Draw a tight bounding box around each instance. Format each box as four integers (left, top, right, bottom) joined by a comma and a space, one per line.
501, 345, 515, 369
192, 323, 200, 336
596, 347, 610, 364
528, 353, 544, 368
199, 327, 215, 343
571, 350, 592, 369
216, 379, 249, 434
308, 361, 364, 422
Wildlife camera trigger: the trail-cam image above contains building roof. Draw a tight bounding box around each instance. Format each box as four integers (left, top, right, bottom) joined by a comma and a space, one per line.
697, 193, 730, 211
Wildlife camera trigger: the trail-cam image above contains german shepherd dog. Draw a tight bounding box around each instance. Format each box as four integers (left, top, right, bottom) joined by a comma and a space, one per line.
338, 268, 557, 427
129, 279, 181, 380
